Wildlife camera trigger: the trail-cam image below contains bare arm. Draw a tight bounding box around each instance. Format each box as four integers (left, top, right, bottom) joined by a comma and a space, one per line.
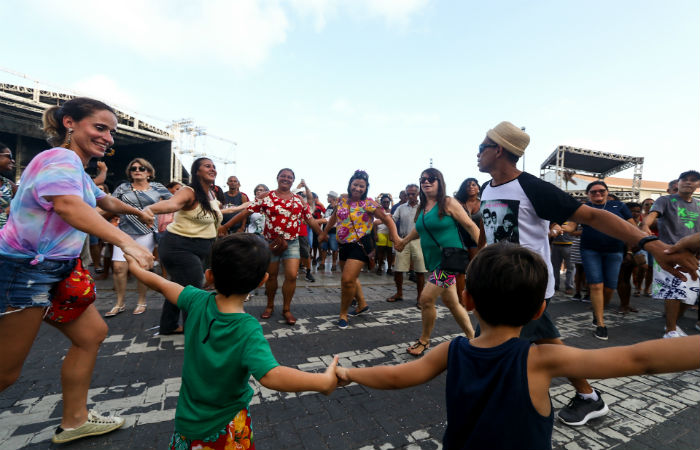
318, 211, 337, 242
641, 211, 659, 235
259, 356, 338, 396
92, 161, 108, 186
374, 207, 401, 243
336, 341, 449, 389
125, 255, 184, 305
665, 232, 700, 256
97, 195, 154, 228
220, 202, 251, 214
571, 205, 698, 280
50, 195, 153, 268
143, 187, 194, 215
445, 197, 479, 243
533, 336, 700, 381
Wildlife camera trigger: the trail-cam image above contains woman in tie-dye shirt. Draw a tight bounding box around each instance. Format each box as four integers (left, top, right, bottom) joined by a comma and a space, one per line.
0, 98, 155, 445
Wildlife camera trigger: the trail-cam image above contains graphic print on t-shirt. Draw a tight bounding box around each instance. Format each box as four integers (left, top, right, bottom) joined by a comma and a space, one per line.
480, 199, 520, 244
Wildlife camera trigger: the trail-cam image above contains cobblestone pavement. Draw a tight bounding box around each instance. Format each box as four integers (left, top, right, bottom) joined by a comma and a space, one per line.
1, 266, 699, 450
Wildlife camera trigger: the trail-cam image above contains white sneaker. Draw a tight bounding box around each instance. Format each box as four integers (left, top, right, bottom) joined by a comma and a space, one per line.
664, 326, 688, 336
51, 410, 125, 443
663, 330, 681, 339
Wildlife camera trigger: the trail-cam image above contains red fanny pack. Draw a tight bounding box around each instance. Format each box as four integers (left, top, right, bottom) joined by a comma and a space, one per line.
45, 259, 96, 323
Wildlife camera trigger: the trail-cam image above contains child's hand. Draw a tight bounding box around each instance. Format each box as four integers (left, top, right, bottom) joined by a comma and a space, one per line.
320, 355, 339, 395
335, 366, 351, 387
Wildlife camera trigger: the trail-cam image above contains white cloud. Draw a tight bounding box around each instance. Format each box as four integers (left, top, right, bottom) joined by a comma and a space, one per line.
71, 75, 140, 110
362, 0, 430, 25
288, 0, 429, 31
331, 98, 355, 114
31, 0, 289, 69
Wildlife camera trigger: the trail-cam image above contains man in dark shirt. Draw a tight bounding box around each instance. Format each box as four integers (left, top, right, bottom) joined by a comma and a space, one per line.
474, 121, 699, 427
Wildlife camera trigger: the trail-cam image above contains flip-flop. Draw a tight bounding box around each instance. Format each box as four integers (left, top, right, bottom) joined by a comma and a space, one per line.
407, 339, 430, 357
104, 306, 125, 317
386, 295, 404, 303
282, 310, 297, 325
261, 308, 273, 319
133, 304, 147, 315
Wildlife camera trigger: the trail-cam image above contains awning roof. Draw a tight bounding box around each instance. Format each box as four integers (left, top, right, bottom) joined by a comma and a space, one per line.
540, 146, 643, 178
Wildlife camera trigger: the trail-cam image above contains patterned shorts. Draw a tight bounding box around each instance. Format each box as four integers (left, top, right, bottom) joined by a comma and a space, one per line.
169, 409, 255, 450
652, 261, 700, 305
428, 268, 457, 288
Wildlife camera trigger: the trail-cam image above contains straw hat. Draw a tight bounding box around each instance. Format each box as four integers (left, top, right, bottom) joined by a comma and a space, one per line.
487, 121, 530, 157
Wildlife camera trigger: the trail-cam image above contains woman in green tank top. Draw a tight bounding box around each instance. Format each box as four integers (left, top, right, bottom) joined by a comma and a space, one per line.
395, 168, 480, 356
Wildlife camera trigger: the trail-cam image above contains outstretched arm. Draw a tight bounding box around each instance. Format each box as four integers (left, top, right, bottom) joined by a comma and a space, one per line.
336, 341, 449, 389
571, 205, 698, 280
259, 355, 339, 396
533, 336, 700, 381
124, 255, 184, 305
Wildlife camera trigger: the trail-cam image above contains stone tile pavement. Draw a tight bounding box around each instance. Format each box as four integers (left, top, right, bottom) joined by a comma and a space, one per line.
1, 266, 698, 449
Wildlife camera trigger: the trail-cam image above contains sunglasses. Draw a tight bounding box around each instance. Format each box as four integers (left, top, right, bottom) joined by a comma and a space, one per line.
588, 189, 607, 195
479, 143, 498, 154
0, 153, 13, 159
420, 176, 438, 184
129, 166, 148, 172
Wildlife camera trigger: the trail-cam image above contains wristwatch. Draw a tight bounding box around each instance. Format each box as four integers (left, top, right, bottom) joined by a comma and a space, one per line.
638, 235, 659, 249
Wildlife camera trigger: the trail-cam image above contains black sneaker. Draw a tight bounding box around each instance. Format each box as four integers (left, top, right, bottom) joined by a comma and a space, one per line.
558, 389, 609, 426
571, 292, 582, 300
305, 271, 316, 282
593, 326, 608, 340
582, 294, 591, 303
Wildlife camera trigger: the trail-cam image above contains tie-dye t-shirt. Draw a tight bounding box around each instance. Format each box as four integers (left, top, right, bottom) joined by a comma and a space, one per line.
0, 147, 105, 262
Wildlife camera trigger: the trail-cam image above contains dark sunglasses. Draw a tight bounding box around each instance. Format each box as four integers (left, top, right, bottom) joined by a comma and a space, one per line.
129, 166, 148, 172
479, 143, 498, 154
588, 189, 607, 195
0, 153, 14, 159
420, 176, 438, 184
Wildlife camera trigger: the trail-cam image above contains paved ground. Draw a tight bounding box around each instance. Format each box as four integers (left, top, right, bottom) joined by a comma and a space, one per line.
1, 265, 699, 450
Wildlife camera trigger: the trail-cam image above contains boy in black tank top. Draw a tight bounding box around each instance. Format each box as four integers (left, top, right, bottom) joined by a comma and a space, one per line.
335, 243, 700, 450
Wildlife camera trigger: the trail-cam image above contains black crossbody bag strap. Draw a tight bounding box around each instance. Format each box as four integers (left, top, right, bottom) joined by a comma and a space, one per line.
420, 209, 466, 250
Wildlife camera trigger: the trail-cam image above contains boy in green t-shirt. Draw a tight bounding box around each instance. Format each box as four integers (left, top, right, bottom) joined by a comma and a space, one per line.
126, 234, 338, 449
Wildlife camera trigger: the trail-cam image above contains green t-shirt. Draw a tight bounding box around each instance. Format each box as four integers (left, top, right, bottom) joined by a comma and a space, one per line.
175, 286, 280, 439
416, 206, 463, 271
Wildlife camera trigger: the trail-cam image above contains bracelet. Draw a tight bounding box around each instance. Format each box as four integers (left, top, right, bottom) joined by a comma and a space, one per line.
638, 235, 659, 249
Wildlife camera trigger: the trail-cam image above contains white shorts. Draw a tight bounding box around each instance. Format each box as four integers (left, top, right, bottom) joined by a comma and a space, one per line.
652, 260, 700, 305
112, 233, 157, 262
395, 239, 427, 273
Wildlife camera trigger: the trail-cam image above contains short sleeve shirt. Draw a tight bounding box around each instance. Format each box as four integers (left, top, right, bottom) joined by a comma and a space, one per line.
480, 172, 581, 299
247, 191, 313, 240
651, 194, 700, 244
112, 182, 171, 235
580, 201, 632, 253
393, 202, 419, 238
175, 286, 280, 439
0, 148, 106, 261
335, 197, 378, 244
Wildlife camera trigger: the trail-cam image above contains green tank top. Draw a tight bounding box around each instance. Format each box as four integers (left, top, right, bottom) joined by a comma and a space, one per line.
415, 206, 463, 271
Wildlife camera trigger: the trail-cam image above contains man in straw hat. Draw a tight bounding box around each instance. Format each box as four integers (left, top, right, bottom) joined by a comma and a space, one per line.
473, 121, 699, 426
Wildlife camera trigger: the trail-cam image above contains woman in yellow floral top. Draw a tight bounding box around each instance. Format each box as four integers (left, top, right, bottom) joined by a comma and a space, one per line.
319, 170, 400, 329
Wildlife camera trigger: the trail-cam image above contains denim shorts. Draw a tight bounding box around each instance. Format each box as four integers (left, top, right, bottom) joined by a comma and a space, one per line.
581, 248, 624, 289
320, 233, 339, 252
0, 254, 76, 314
269, 238, 300, 262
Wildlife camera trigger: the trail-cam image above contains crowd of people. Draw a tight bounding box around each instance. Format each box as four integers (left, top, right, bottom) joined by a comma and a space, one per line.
0, 98, 698, 449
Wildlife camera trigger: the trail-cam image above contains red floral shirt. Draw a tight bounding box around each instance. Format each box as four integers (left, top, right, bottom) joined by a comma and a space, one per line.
248, 191, 313, 240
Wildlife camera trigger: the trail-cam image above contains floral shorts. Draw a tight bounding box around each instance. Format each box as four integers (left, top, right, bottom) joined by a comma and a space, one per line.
428, 268, 457, 288
169, 409, 254, 450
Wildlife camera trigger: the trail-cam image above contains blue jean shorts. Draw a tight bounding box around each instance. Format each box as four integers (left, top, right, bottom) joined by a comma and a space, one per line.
269, 238, 301, 262
320, 232, 339, 252
0, 255, 76, 314
581, 248, 624, 289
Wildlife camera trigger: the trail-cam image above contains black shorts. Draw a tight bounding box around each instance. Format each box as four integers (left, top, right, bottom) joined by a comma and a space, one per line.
298, 234, 310, 259
339, 242, 369, 264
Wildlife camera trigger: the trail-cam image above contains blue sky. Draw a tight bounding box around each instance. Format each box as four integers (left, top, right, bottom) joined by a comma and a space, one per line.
2, 0, 698, 199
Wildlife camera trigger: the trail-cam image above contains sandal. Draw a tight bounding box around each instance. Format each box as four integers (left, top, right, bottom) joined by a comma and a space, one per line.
407, 339, 430, 357
386, 294, 404, 303
282, 310, 297, 326
133, 304, 147, 315
104, 306, 125, 317
260, 308, 273, 319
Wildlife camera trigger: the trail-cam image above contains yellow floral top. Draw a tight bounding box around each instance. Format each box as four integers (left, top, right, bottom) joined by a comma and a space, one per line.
335, 197, 378, 243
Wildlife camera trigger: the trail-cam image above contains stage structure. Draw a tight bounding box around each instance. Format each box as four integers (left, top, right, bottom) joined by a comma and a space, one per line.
540, 146, 644, 201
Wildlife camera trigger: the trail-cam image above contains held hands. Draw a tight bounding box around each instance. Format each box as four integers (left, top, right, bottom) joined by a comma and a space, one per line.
651, 240, 699, 282
121, 243, 154, 269
318, 231, 328, 243
335, 365, 352, 387
665, 233, 700, 257
394, 238, 406, 252
217, 225, 229, 237
320, 355, 340, 395
137, 207, 155, 228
